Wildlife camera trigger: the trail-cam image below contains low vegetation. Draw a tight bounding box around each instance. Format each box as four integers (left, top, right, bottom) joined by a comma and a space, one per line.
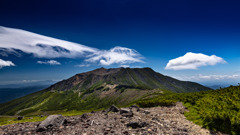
135, 85, 240, 135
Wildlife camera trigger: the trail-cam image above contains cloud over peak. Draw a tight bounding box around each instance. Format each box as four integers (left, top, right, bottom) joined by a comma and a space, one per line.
0, 59, 15, 68
86, 46, 144, 66
165, 52, 226, 70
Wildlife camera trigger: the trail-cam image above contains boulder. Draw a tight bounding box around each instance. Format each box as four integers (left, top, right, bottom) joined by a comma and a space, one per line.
120, 108, 131, 114
107, 105, 119, 112
37, 115, 66, 132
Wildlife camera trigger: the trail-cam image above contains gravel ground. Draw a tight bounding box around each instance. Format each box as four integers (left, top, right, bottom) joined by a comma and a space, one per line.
0, 102, 226, 135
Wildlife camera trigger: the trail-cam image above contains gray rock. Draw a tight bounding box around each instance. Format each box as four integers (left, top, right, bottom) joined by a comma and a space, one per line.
120, 108, 131, 114
107, 105, 119, 112
122, 111, 134, 117
37, 115, 66, 132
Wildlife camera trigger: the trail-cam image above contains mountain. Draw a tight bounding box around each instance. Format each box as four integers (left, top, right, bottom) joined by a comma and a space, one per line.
0, 67, 210, 116
47, 67, 210, 93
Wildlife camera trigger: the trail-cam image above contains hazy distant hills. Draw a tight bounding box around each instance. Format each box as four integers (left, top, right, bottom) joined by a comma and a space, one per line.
0, 85, 51, 103
0, 67, 211, 115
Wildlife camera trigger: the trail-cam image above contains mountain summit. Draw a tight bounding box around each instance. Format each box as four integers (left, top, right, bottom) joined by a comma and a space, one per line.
47, 67, 210, 93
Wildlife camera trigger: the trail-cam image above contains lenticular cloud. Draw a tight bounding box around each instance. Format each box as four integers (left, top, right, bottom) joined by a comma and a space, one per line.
165, 52, 226, 70
0, 26, 97, 58
0, 26, 144, 66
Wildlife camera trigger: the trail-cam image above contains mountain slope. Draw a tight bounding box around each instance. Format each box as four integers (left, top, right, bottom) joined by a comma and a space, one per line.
0, 67, 211, 115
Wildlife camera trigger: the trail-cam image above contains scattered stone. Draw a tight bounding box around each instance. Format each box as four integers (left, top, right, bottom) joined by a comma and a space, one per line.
0, 102, 219, 135
143, 110, 150, 114
37, 115, 66, 132
126, 122, 148, 129
122, 112, 134, 117
105, 127, 111, 131
81, 113, 88, 119
130, 105, 140, 111
107, 105, 119, 112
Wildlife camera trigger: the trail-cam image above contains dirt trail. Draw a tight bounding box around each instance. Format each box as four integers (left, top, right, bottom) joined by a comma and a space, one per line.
0, 102, 225, 135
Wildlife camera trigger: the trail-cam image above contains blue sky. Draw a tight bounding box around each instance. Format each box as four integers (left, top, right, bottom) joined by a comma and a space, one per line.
0, 0, 240, 86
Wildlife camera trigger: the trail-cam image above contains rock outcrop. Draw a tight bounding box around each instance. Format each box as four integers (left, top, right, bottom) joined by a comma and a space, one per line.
37, 115, 66, 132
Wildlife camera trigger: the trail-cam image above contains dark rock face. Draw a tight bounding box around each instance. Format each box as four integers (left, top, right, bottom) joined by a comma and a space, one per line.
107, 105, 119, 112
37, 115, 66, 132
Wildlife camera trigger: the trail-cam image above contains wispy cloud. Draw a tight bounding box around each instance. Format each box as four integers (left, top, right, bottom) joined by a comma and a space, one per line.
0, 59, 15, 68
0, 26, 144, 66
37, 60, 61, 65
198, 74, 239, 80
175, 74, 240, 82
86, 46, 144, 66
165, 52, 226, 70
76, 63, 91, 67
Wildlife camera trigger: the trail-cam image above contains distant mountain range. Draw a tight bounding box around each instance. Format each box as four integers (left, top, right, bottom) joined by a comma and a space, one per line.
0, 67, 211, 115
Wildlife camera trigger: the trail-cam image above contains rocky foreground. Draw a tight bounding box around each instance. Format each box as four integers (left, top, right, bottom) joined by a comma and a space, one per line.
0, 102, 225, 135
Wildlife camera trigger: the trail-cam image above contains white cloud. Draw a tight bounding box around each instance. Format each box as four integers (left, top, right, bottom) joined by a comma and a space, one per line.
165, 52, 226, 70
37, 60, 61, 65
0, 26, 97, 58
0, 26, 144, 66
86, 46, 144, 66
0, 59, 15, 68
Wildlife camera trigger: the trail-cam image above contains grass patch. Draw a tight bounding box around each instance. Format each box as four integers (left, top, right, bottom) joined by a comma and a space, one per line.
0, 116, 47, 126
